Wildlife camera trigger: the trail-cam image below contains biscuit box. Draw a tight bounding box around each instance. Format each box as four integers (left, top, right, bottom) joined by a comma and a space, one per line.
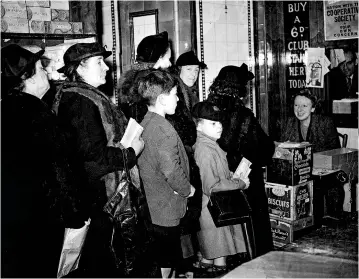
49, 21, 83, 34
27, 6, 51, 21
51, 9, 69, 21
28, 20, 50, 33
266, 142, 313, 186
332, 99, 358, 114
1, 2, 28, 19
1, 17, 29, 33
25, 1, 50, 8
50, 1, 69, 10
313, 148, 358, 177
265, 181, 313, 221
270, 216, 314, 247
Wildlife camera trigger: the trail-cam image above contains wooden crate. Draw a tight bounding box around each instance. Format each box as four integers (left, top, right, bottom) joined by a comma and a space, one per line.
265, 181, 313, 221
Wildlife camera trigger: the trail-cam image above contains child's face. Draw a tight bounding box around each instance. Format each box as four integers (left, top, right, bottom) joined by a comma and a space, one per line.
197, 119, 223, 139
162, 86, 178, 115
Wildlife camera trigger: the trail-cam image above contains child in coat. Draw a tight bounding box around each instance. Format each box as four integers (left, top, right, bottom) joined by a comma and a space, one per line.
192, 101, 248, 273
137, 69, 195, 278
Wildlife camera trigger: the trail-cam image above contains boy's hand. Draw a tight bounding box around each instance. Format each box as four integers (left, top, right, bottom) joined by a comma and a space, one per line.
232, 177, 249, 189
130, 129, 144, 156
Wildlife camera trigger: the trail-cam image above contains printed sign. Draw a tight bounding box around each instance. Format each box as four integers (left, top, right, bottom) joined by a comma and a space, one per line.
284, 1, 310, 102
324, 0, 358, 40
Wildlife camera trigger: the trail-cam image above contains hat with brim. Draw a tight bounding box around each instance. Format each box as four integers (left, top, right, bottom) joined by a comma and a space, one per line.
176, 50, 207, 69
57, 42, 112, 73
192, 101, 224, 122
136, 31, 169, 63
217, 64, 254, 85
1, 44, 44, 78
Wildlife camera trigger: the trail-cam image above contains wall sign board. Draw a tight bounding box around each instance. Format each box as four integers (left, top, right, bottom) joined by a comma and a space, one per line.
324, 0, 358, 41
284, 1, 310, 101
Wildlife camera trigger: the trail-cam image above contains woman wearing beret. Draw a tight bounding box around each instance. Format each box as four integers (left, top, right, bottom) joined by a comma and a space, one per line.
118, 31, 172, 123
52, 43, 152, 277
207, 64, 275, 258
1, 44, 81, 277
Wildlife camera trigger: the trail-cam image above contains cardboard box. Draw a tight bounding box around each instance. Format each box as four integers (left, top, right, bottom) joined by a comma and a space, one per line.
1, 17, 29, 33
51, 9, 69, 21
28, 19, 50, 33
313, 148, 358, 177
50, 0, 69, 10
266, 142, 313, 185
25, 1, 50, 8
333, 99, 358, 114
27, 6, 51, 21
266, 181, 313, 221
270, 216, 314, 247
49, 21, 83, 34
1, 2, 28, 19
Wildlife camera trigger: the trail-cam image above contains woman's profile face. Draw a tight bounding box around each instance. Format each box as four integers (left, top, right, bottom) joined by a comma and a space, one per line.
77, 55, 109, 88
25, 60, 50, 99
294, 95, 315, 122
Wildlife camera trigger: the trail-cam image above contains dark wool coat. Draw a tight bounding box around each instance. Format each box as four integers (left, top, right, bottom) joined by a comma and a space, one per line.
281, 114, 340, 153
53, 81, 155, 278
207, 93, 275, 257
2, 91, 82, 277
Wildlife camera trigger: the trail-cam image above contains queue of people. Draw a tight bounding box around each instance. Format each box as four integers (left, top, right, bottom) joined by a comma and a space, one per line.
1, 30, 348, 278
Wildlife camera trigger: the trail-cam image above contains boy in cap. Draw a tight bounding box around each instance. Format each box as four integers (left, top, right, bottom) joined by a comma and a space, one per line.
137, 69, 195, 278
192, 101, 248, 274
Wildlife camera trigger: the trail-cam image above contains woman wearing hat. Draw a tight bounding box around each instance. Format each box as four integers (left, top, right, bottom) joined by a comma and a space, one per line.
118, 31, 172, 123
207, 64, 275, 258
1, 44, 82, 277
52, 42, 150, 277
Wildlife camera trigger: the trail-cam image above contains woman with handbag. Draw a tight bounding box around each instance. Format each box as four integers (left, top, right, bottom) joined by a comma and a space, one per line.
1, 44, 83, 277
192, 101, 248, 275
52, 43, 154, 277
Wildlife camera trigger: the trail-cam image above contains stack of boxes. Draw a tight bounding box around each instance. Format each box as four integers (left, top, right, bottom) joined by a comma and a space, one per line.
265, 142, 314, 248
1, 0, 83, 34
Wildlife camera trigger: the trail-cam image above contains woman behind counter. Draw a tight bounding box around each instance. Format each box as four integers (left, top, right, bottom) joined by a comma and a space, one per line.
282, 89, 340, 153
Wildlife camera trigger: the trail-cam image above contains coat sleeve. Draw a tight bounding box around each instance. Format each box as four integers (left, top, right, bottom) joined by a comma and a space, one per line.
61, 94, 137, 180
157, 129, 192, 198
321, 116, 341, 151
195, 147, 241, 196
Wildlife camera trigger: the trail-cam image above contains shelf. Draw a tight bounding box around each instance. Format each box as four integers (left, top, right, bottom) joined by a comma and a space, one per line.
1, 33, 96, 40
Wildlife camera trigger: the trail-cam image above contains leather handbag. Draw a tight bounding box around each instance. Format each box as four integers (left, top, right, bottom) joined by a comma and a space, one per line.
207, 189, 252, 227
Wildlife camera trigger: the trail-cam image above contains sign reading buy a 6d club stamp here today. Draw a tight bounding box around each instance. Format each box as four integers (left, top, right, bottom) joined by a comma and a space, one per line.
324, 0, 358, 40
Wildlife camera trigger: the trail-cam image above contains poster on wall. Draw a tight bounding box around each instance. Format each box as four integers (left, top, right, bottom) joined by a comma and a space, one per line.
305, 48, 331, 88
324, 0, 358, 40
284, 1, 310, 99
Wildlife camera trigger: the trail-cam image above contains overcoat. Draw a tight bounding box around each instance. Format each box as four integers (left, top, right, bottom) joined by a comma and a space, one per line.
208, 94, 275, 257
194, 131, 246, 259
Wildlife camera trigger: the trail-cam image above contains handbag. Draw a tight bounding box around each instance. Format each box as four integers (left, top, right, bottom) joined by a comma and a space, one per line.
207, 189, 252, 227
57, 218, 91, 278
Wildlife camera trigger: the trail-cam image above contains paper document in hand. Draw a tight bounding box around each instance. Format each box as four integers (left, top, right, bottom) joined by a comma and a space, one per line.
233, 157, 252, 179
120, 118, 144, 148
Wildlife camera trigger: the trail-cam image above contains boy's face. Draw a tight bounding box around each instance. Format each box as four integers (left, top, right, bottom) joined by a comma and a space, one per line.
161, 86, 178, 115
197, 119, 223, 139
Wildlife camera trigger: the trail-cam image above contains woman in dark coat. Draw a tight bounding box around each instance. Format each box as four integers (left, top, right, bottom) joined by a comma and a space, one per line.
281, 89, 340, 153
52, 43, 152, 277
118, 31, 172, 123
1, 44, 82, 277
207, 64, 275, 257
